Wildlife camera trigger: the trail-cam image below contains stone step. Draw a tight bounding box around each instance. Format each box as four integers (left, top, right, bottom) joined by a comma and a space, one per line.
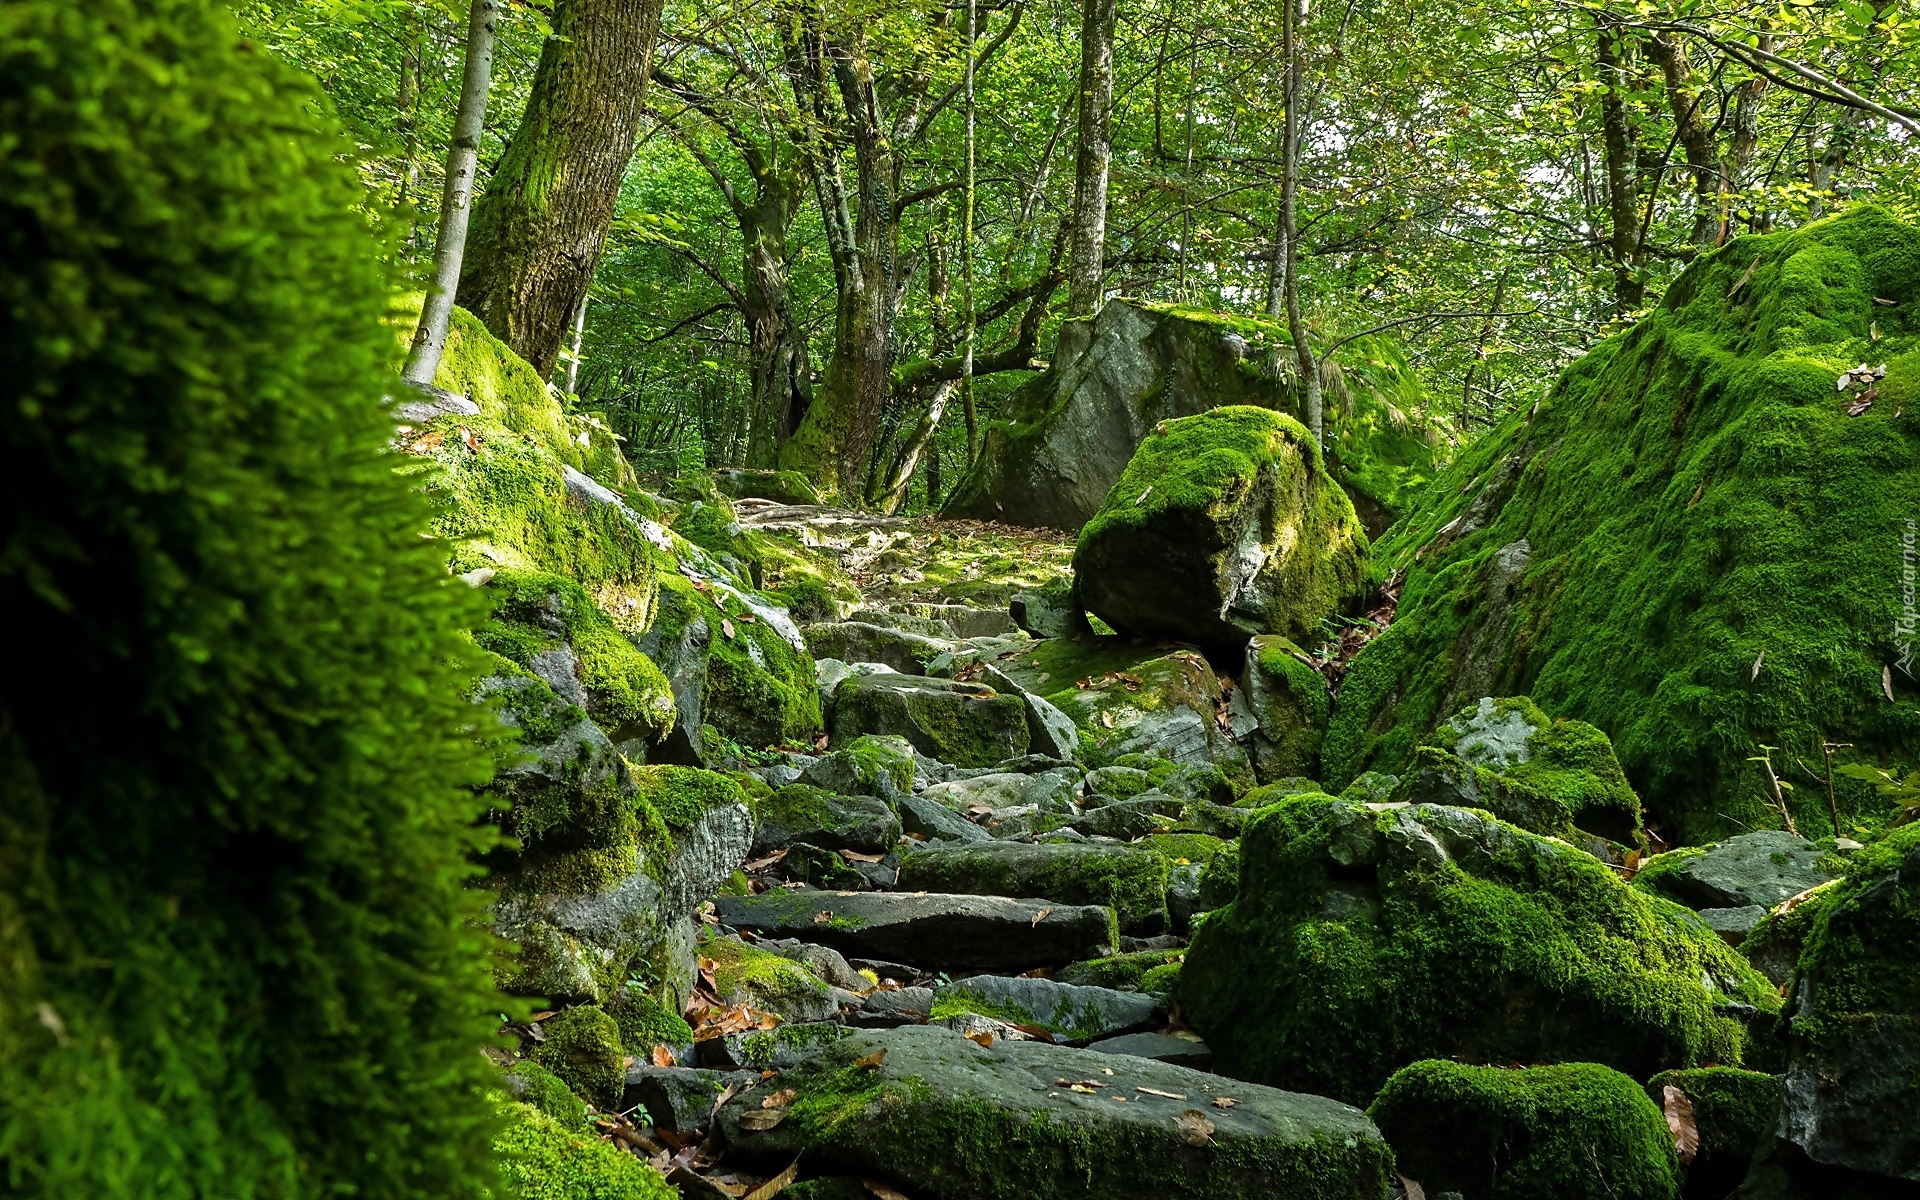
713, 890, 1112, 973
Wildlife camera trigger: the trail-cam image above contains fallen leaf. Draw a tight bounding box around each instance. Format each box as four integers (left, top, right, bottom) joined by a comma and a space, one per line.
1176, 1110, 1216, 1146
745, 1157, 802, 1200
1134, 485, 1154, 504
1623, 848, 1643, 876
736, 1108, 788, 1132
1136, 1087, 1187, 1099
862, 1180, 910, 1200
1688, 480, 1704, 509
1848, 388, 1878, 416
839, 848, 886, 863
1110, 1094, 1128, 1102
721, 617, 737, 640
1872, 321, 1882, 341
1751, 650, 1765, 681
1101, 1069, 1114, 1076
1099, 711, 1115, 729
1727, 255, 1759, 298
1212, 1097, 1237, 1109
761, 1089, 798, 1108
1886, 664, 1897, 702
528, 1010, 558, 1022
407, 429, 446, 454
852, 1047, 888, 1070
1069, 1084, 1096, 1094
1663, 1085, 1700, 1167
708, 1080, 742, 1121
1030, 907, 1053, 927
459, 425, 481, 451
813, 910, 834, 924
1399, 1176, 1428, 1200
964, 1030, 994, 1048
1875, 296, 1898, 305
652, 1044, 676, 1068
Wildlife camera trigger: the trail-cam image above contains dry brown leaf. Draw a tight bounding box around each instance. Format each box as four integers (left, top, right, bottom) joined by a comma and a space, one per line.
1030, 907, 1053, 927
839, 848, 886, 863
651, 1044, 676, 1068
852, 1047, 888, 1071
708, 1080, 741, 1121
1136, 1087, 1186, 1100
1099, 711, 1115, 729
1175, 1110, 1214, 1146
459, 425, 481, 451
1886, 664, 1898, 702
963, 1030, 994, 1048
1069, 1083, 1096, 1094
408, 429, 446, 454
744, 1157, 802, 1200
1727, 254, 1760, 298
812, 910, 834, 924
736, 1108, 788, 1132
721, 617, 737, 640
1687, 480, 1704, 509
1663, 1085, 1700, 1167
862, 1180, 910, 1200
1211, 1096, 1237, 1109
1399, 1176, 1427, 1200
761, 1089, 798, 1108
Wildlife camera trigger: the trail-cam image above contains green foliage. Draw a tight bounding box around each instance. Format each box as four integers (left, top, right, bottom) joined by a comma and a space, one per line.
1369, 1060, 1680, 1200
1836, 761, 1920, 827
1328, 208, 1920, 843
0, 2, 510, 1196
1789, 822, 1920, 1039
494, 1103, 677, 1200
1181, 797, 1779, 1104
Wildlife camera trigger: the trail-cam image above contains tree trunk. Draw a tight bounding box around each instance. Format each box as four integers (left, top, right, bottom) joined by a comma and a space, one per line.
1720, 58, 1768, 242
741, 171, 813, 467
1280, 0, 1320, 446
1596, 19, 1644, 315
1643, 33, 1720, 247
1064, 0, 1118, 319
456, 0, 665, 376
401, 0, 499, 387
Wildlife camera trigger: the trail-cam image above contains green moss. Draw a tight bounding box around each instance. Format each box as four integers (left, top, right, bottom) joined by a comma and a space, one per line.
1056, 949, 1187, 990
505, 1062, 592, 1134
895, 846, 1169, 932
930, 989, 1118, 1042
1644, 1067, 1782, 1166
494, 1102, 677, 1200
701, 935, 831, 1018
1369, 1060, 1680, 1200
1182, 796, 1780, 1104
1137, 961, 1182, 996
1140, 833, 1228, 866
1789, 822, 1920, 1042
833, 683, 1029, 768
1198, 839, 1243, 909
738, 1022, 853, 1069
654, 570, 821, 748
1248, 637, 1333, 777
610, 992, 692, 1056
534, 1007, 626, 1110
760, 783, 839, 830
1337, 771, 1400, 805
1326, 207, 1920, 844
631, 764, 747, 833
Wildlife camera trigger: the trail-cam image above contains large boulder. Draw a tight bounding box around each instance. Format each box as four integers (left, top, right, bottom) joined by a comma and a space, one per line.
1775, 825, 1920, 1182
941, 299, 1295, 529
716, 1026, 1395, 1200
829, 673, 1031, 767
933, 975, 1158, 1042
1181, 795, 1780, 1105
1323, 207, 1920, 843
1634, 830, 1843, 911
1072, 407, 1369, 646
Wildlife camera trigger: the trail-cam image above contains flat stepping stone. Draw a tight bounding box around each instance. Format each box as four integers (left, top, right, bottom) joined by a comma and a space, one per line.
939, 974, 1157, 1042
715, 1025, 1392, 1200
713, 890, 1113, 973
1087, 1032, 1214, 1071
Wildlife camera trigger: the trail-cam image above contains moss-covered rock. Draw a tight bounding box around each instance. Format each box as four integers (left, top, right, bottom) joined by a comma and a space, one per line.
534, 1007, 626, 1110
1181, 795, 1779, 1105
505, 1061, 593, 1134
896, 841, 1169, 933
716, 1025, 1394, 1200
1394, 696, 1643, 851
1057, 948, 1188, 991
1369, 1060, 1680, 1200
830, 674, 1030, 767
1777, 823, 1920, 1180
932, 975, 1158, 1042
712, 467, 823, 505
1646, 1066, 1784, 1196
1241, 634, 1332, 782
494, 1102, 677, 1200
754, 784, 901, 855
701, 934, 838, 1023
801, 734, 919, 798
1325, 207, 1920, 844
1073, 407, 1370, 646
608, 991, 694, 1059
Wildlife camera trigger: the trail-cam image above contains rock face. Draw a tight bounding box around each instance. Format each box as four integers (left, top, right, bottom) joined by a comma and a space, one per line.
1240, 634, 1331, 782
1776, 826, 1920, 1182
1181, 795, 1779, 1104
1323, 207, 1920, 842
942, 300, 1295, 529
713, 891, 1114, 972
829, 674, 1031, 767
752, 784, 901, 855
1073, 407, 1369, 646
1370, 1060, 1681, 1200
716, 1026, 1395, 1200
1393, 696, 1643, 850
1635, 830, 1842, 911
896, 841, 1169, 932
936, 974, 1158, 1041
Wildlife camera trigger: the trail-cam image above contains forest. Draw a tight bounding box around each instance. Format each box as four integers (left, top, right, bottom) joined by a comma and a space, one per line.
3, 0, 1919, 1198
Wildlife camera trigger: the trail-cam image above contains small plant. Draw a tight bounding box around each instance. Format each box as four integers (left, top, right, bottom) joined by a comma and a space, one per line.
1748, 745, 1799, 836
1835, 763, 1920, 828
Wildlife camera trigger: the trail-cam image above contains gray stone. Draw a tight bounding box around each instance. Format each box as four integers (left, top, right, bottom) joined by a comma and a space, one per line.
1087, 1032, 1214, 1070
921, 769, 1079, 815
800, 735, 917, 800
392, 380, 480, 423
752, 788, 900, 856
1071, 795, 1182, 840
1698, 904, 1768, 945
996, 643, 1250, 772
756, 939, 870, 991
830, 673, 1031, 768
1664, 831, 1842, 911
1009, 585, 1089, 639
622, 1065, 757, 1132
1166, 862, 1208, 932
1240, 634, 1329, 783
695, 1022, 854, 1072
896, 840, 1168, 932
716, 1026, 1393, 1199
712, 891, 1113, 973
852, 986, 935, 1027
918, 604, 1021, 639
1085, 766, 1156, 800
896, 791, 993, 843
940, 974, 1158, 1041
803, 621, 953, 675
848, 608, 959, 638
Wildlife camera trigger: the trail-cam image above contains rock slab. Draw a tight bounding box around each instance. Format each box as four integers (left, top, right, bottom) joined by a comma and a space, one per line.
713, 891, 1113, 972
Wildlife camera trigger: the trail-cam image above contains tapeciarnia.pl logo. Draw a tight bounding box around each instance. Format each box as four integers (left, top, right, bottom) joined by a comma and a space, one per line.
1901, 518, 1918, 677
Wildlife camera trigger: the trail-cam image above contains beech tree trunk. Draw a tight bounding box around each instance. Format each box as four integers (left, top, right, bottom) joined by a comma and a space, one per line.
1597, 19, 1644, 314
1280, 0, 1321, 446
401, 0, 499, 387
1064, 0, 1118, 319
456, 0, 665, 376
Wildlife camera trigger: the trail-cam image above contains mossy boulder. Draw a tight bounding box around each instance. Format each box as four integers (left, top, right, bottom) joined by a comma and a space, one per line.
533, 1006, 626, 1110
1369, 1060, 1680, 1200
1241, 634, 1332, 782
801, 734, 919, 799
712, 467, 822, 505
1634, 830, 1842, 912
753, 784, 901, 856
896, 841, 1169, 933
715, 1025, 1394, 1200
1057, 948, 1188, 991
504, 1061, 593, 1134
1326, 206, 1920, 844
1394, 696, 1644, 851
1073, 406, 1370, 646
932, 975, 1158, 1041
1181, 795, 1779, 1104
830, 674, 1030, 767
1778, 823, 1920, 1181
495, 1102, 678, 1200
700, 934, 838, 1023
1647, 1066, 1784, 1196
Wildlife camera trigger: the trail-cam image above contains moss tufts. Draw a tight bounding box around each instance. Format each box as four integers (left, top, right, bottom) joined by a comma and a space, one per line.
505, 1061, 592, 1134
1056, 949, 1187, 991
1369, 1060, 1680, 1200
534, 1007, 626, 1110
494, 1102, 677, 1200
610, 991, 693, 1056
